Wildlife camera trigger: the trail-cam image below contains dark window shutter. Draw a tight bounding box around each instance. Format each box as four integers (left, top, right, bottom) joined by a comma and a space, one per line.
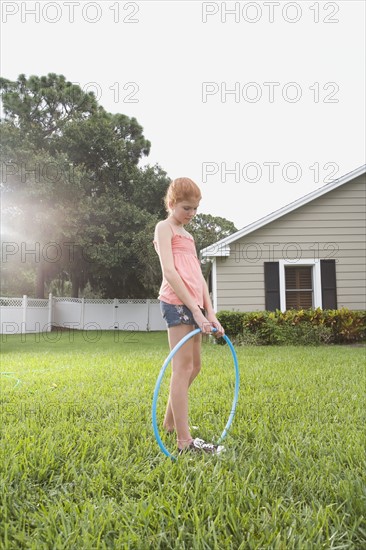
321, 259, 337, 309
264, 262, 280, 311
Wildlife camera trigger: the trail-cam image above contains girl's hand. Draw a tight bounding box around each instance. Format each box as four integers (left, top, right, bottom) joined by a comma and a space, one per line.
205, 312, 225, 338
192, 309, 217, 335
192, 309, 225, 336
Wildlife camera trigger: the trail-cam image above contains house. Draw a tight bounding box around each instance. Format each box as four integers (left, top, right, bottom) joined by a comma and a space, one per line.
201, 165, 366, 313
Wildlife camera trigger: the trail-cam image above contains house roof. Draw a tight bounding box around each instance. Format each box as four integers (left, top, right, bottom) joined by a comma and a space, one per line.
201, 164, 366, 257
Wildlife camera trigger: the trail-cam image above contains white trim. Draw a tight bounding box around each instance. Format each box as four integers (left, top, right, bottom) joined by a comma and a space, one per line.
202, 242, 230, 257
211, 258, 217, 312
48, 293, 52, 328
279, 259, 322, 312
22, 295, 27, 332
201, 164, 366, 257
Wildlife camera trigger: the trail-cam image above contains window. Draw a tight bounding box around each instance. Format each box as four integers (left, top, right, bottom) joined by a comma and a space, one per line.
279, 260, 321, 312
264, 260, 337, 312
285, 266, 313, 309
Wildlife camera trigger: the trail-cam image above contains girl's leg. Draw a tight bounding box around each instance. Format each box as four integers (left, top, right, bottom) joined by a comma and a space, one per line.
163, 328, 202, 439
162, 325, 202, 448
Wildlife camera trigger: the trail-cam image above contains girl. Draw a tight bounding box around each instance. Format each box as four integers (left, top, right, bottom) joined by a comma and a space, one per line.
153, 177, 225, 455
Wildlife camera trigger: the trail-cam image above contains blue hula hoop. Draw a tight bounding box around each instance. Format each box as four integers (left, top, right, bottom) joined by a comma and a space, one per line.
152, 327, 240, 460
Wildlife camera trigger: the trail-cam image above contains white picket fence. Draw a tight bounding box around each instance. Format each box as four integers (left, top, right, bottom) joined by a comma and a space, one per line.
0, 295, 166, 334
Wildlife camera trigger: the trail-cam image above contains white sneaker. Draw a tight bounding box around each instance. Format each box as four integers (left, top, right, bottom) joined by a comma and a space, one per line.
179, 437, 225, 455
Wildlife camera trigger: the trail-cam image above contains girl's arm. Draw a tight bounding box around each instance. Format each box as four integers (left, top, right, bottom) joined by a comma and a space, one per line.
202, 274, 215, 316
201, 273, 225, 336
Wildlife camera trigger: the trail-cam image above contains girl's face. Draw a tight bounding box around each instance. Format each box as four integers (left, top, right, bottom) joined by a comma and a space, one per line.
170, 199, 199, 225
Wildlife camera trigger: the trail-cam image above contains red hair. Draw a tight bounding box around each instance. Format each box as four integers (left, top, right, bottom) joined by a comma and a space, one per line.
164, 177, 202, 213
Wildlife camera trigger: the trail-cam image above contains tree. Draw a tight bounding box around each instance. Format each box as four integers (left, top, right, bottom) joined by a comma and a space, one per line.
0, 73, 99, 148
187, 213, 237, 279
0, 74, 153, 298
0, 73, 151, 195
187, 213, 237, 258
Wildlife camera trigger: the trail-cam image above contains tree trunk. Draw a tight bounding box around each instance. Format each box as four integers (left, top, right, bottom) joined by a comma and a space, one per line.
71, 273, 79, 298
36, 263, 45, 298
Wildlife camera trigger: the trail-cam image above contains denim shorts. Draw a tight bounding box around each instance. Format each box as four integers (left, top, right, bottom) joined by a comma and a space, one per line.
160, 301, 204, 329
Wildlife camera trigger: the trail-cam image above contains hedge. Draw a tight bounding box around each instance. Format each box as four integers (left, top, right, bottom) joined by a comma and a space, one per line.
216, 308, 366, 346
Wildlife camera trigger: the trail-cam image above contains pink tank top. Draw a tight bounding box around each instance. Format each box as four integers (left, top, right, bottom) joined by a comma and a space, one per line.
153, 224, 204, 308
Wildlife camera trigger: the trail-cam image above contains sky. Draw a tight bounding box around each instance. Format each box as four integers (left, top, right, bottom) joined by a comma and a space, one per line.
1, 0, 365, 229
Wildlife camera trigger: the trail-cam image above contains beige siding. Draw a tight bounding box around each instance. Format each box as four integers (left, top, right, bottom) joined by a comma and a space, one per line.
216, 175, 366, 311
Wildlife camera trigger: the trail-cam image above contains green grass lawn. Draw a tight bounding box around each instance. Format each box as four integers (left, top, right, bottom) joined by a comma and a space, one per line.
1, 331, 365, 549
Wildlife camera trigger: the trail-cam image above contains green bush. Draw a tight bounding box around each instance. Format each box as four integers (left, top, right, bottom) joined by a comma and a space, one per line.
322, 308, 366, 343
214, 311, 246, 338
216, 308, 366, 346
233, 327, 263, 346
